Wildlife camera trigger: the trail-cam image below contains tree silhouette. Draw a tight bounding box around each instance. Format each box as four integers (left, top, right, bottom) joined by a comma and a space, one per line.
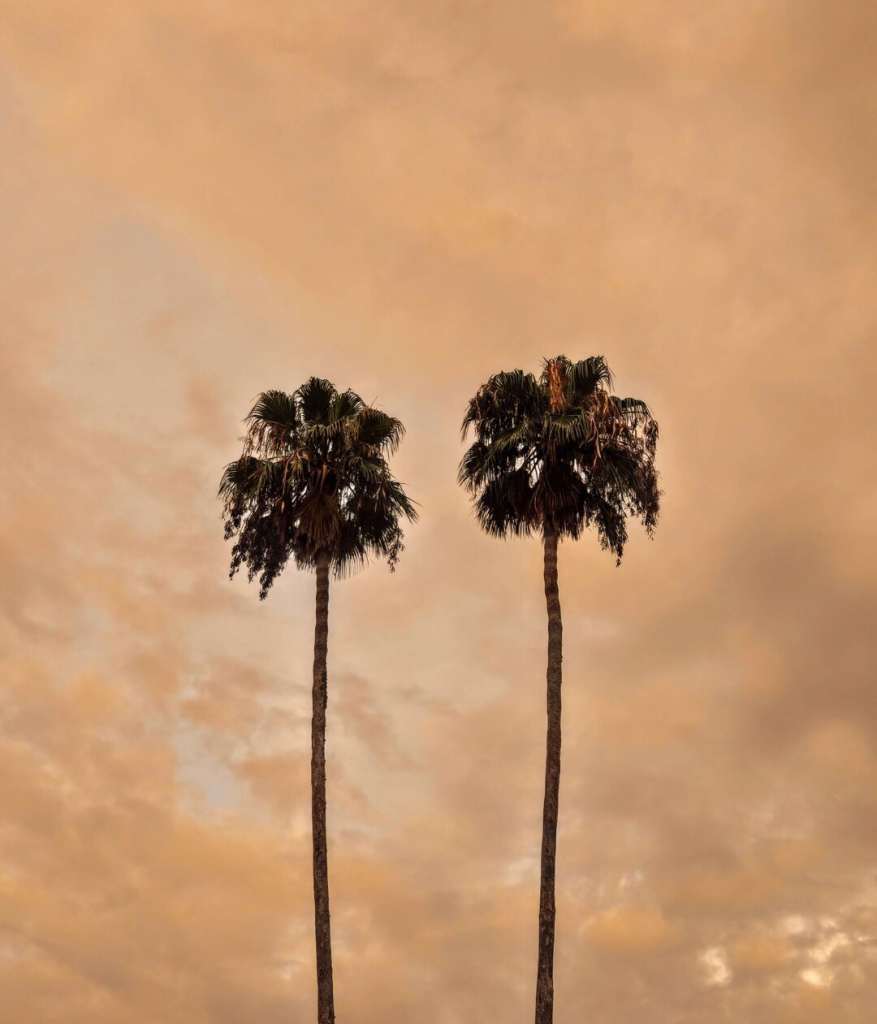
460, 356, 660, 1024
221, 378, 416, 1024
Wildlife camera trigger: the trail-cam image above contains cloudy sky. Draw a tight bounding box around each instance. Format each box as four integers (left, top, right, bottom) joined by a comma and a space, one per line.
1, 2, 875, 1021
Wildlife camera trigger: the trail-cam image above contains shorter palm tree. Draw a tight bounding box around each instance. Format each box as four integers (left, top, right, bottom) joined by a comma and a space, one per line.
459, 355, 660, 1024
219, 378, 416, 1024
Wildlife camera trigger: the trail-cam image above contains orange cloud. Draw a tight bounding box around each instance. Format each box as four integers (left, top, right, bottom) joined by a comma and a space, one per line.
1, 0, 876, 1020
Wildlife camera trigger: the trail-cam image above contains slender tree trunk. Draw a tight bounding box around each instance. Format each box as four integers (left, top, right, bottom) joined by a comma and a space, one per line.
535, 528, 563, 1024
312, 551, 335, 1024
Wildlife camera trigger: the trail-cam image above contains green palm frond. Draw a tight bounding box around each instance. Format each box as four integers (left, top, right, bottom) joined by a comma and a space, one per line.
462, 369, 544, 438
458, 440, 490, 490
485, 421, 533, 460
296, 377, 337, 425
616, 396, 653, 427
545, 411, 589, 443
246, 390, 300, 429
566, 356, 613, 402
331, 389, 364, 422
353, 407, 405, 454
346, 455, 386, 483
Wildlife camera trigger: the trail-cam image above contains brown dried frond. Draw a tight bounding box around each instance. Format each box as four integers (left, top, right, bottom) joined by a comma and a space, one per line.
591, 391, 625, 437
545, 359, 567, 412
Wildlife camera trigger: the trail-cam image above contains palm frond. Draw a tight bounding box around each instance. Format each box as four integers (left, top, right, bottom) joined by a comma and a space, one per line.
331, 389, 364, 422
461, 369, 542, 438
354, 407, 405, 454
567, 356, 613, 402
296, 377, 337, 425
246, 389, 299, 429
616, 396, 653, 426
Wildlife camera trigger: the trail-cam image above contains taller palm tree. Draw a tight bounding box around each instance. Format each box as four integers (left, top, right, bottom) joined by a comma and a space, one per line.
459, 356, 660, 1024
220, 378, 416, 1024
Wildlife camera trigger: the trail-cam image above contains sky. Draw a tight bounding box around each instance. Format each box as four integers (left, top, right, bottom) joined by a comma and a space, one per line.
1, 1, 876, 1021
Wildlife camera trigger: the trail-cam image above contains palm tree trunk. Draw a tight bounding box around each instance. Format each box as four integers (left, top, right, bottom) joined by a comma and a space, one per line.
312, 551, 335, 1024
535, 528, 563, 1024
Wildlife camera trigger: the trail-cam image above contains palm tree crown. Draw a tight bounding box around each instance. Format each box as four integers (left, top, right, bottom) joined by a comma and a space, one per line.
459, 355, 660, 559
220, 377, 417, 597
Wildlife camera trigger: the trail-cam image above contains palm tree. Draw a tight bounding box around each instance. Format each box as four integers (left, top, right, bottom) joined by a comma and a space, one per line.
459, 356, 660, 1024
220, 378, 417, 1024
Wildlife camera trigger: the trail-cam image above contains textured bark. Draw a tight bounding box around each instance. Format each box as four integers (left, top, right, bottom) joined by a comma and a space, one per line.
312, 552, 335, 1024
535, 529, 563, 1024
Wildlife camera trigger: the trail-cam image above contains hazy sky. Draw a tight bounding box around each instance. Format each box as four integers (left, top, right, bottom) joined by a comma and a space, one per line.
1, 2, 876, 1022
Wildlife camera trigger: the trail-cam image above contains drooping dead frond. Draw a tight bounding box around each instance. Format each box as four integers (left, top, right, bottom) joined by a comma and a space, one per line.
544, 357, 568, 413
